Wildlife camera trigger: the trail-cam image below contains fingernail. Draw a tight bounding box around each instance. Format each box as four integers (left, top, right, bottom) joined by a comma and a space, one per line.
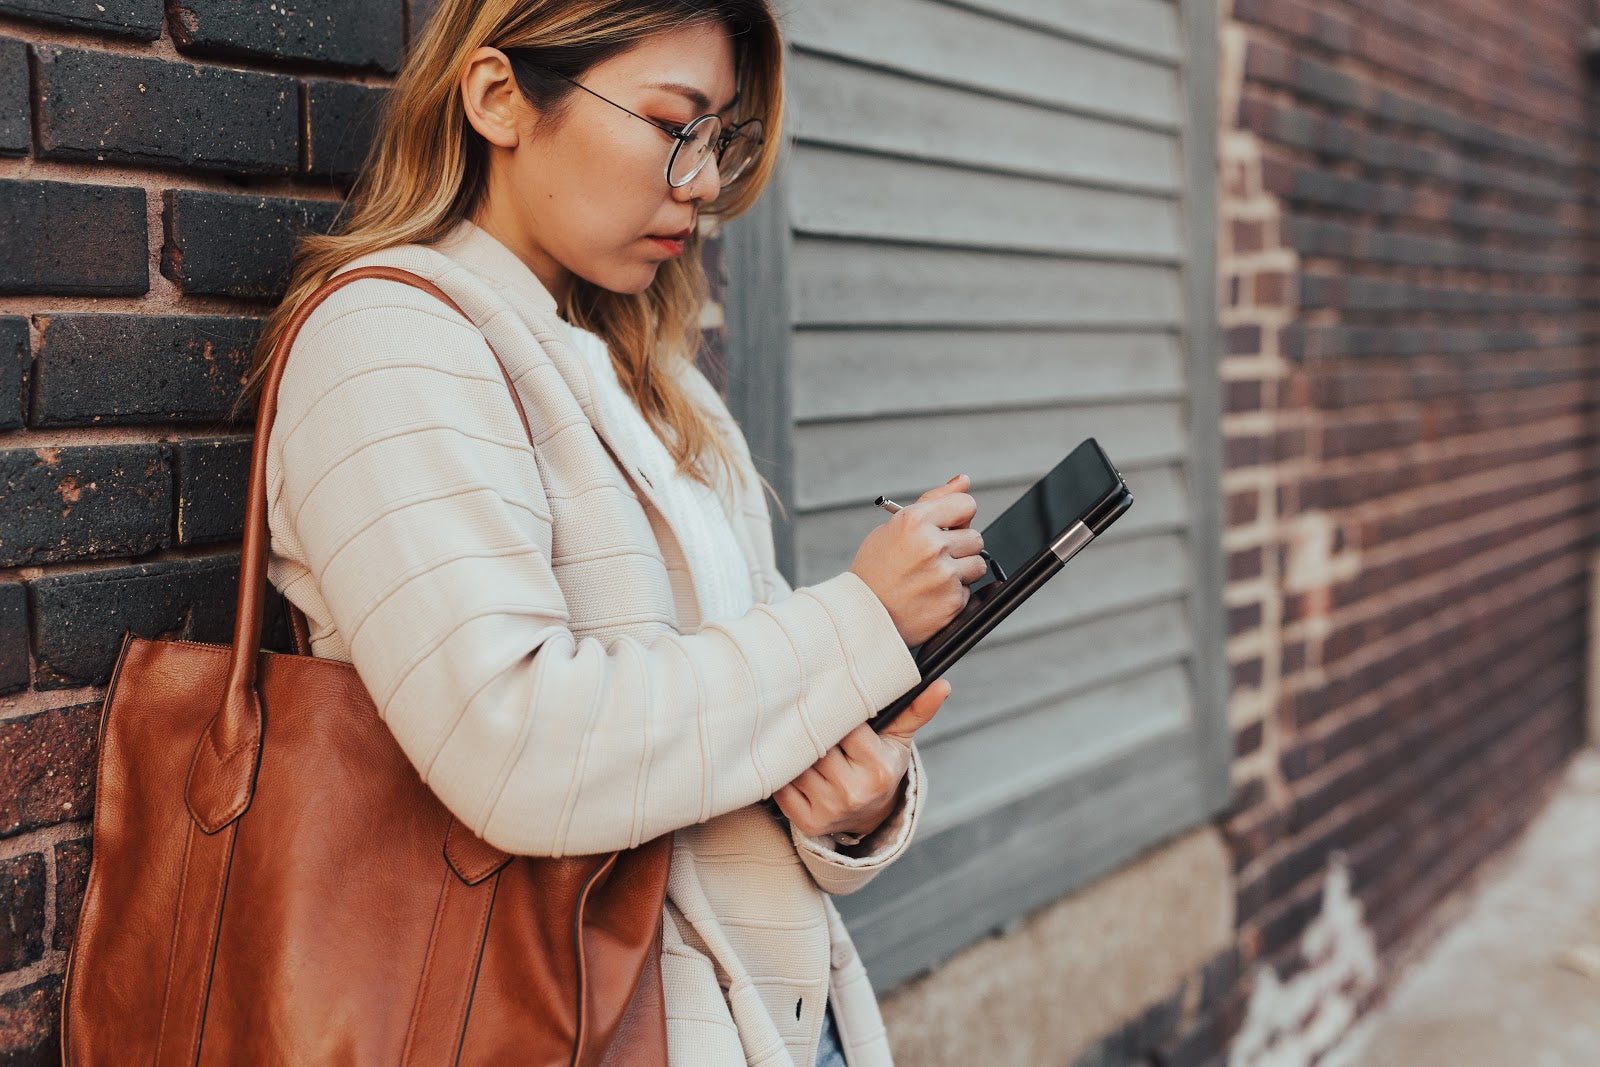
947, 474, 963, 484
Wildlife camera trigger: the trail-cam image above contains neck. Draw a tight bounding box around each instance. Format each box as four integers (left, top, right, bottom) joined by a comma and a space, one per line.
470, 193, 572, 317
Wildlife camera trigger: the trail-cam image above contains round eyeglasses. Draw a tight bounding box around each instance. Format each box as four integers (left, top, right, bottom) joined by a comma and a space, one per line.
543, 69, 765, 191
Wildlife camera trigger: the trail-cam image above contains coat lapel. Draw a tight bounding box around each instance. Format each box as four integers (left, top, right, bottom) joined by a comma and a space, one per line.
433, 219, 778, 616
431, 220, 673, 499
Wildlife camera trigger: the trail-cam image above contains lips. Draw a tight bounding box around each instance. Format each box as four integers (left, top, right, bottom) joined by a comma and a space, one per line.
647, 227, 693, 257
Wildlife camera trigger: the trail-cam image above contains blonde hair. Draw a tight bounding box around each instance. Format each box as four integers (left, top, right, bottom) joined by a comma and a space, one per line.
245, 0, 784, 491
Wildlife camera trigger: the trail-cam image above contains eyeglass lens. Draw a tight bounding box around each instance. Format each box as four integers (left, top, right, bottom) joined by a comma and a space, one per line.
668, 116, 762, 189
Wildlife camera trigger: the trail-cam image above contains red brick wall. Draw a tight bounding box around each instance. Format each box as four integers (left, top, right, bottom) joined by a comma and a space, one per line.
1073, 4, 1598, 1061
0, 1, 415, 1057
1218, 0, 1596, 1030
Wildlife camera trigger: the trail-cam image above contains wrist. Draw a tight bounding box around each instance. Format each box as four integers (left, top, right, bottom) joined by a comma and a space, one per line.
847, 567, 908, 644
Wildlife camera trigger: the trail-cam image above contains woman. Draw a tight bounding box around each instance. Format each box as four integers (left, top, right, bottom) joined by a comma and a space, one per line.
255, 1, 986, 1063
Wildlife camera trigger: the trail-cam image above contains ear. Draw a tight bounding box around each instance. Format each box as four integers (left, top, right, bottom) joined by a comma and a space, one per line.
460, 46, 526, 149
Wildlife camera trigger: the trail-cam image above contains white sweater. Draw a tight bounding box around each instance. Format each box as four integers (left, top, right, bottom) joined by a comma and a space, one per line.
263, 220, 926, 1066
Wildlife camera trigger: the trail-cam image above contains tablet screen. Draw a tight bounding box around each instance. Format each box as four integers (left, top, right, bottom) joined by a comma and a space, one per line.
969, 440, 1123, 594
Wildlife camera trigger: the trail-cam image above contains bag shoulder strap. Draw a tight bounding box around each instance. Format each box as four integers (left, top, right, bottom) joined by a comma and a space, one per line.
186, 265, 528, 853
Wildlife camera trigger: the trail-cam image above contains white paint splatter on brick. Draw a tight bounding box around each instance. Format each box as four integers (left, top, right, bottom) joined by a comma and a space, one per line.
1229, 857, 1379, 1067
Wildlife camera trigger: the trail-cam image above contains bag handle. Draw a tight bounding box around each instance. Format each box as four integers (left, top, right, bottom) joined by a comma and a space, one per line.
185, 266, 535, 841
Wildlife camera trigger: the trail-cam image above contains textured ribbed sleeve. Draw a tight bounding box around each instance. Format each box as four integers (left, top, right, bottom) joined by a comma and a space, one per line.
267, 285, 923, 858
792, 746, 925, 895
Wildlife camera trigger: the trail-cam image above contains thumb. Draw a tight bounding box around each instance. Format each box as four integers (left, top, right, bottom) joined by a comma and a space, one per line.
879, 679, 950, 745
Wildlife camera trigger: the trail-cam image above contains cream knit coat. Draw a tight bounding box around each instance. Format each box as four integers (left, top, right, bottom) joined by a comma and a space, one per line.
264, 220, 927, 1066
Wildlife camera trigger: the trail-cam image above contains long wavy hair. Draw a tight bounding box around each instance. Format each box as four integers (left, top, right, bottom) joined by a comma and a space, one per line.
244, 0, 784, 490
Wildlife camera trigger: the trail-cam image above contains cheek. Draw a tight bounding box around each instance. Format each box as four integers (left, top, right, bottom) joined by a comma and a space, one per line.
539, 134, 670, 270
515, 123, 678, 292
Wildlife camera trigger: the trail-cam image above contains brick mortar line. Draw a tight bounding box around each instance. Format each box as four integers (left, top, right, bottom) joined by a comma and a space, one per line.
0, 155, 350, 201
1240, 1, 1546, 90
1220, 411, 1275, 436
1222, 199, 1286, 223
1225, 629, 1269, 663
1303, 444, 1589, 542
1241, 663, 1581, 911
1246, 132, 1581, 213
1237, 82, 1583, 185
0, 428, 249, 451
1215, 426, 1584, 500
0, 294, 273, 316
1299, 464, 1588, 582
0, 821, 82, 863
1281, 551, 1586, 728
0, 686, 104, 721
1251, 183, 1588, 247
0, 948, 66, 1000
0, 539, 243, 583
1369, 709, 1580, 922
0, 820, 83, 996
1289, 268, 1595, 301
1227, 406, 1586, 483
1219, 248, 1300, 274
1221, 526, 1273, 554
1228, 691, 1272, 730
0, 15, 397, 86
1224, 576, 1275, 604
1230, 755, 1273, 793
1234, 647, 1579, 902
1217, 357, 1292, 382
1288, 537, 1585, 697
1284, 510, 1587, 663
1241, 0, 1593, 130
1324, 643, 1574, 831
1232, 19, 1586, 161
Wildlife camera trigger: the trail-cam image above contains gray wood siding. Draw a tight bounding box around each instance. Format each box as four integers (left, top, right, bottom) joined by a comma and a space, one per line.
721, 0, 1228, 991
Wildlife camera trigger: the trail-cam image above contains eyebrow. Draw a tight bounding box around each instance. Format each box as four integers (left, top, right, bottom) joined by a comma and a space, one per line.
649, 81, 741, 116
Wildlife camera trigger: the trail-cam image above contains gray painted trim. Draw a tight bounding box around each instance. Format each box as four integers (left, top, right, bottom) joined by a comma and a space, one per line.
928, 0, 1185, 65
838, 727, 1214, 991
1176, 0, 1234, 812
721, 157, 798, 583
722, 0, 1233, 991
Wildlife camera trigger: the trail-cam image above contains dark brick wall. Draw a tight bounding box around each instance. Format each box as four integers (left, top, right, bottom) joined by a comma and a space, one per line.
0, 5, 738, 1062
0, 1, 408, 1058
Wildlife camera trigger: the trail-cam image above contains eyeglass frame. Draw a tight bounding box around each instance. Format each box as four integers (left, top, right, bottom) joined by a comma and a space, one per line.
537, 67, 765, 191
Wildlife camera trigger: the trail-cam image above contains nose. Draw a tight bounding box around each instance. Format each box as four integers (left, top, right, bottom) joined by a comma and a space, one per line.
672, 151, 722, 204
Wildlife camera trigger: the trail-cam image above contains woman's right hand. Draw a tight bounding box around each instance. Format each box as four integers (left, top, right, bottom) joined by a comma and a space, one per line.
849, 475, 987, 646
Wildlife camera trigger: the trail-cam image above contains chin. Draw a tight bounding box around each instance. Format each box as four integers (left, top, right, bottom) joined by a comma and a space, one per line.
579, 260, 663, 298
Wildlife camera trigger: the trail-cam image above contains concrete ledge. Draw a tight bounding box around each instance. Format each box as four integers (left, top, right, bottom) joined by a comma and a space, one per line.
880, 825, 1234, 1066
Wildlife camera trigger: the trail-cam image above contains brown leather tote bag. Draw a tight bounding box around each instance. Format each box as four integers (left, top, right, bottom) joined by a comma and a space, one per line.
60, 266, 672, 1066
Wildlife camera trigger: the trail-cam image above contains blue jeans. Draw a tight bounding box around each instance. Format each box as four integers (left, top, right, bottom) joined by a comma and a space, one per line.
815, 1004, 847, 1067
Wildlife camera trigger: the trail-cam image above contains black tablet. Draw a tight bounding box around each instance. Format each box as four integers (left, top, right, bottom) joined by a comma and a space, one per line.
871, 438, 1133, 733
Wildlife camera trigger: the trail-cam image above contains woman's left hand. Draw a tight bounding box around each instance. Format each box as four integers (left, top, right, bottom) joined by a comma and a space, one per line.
774, 680, 951, 841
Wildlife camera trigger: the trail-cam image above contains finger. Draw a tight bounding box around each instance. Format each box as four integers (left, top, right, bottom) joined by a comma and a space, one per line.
915, 492, 978, 530
915, 474, 970, 504
815, 744, 852, 779
773, 783, 813, 824
943, 527, 985, 559
955, 553, 989, 585
793, 766, 844, 814
837, 726, 902, 793
878, 679, 951, 744
836, 723, 883, 763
